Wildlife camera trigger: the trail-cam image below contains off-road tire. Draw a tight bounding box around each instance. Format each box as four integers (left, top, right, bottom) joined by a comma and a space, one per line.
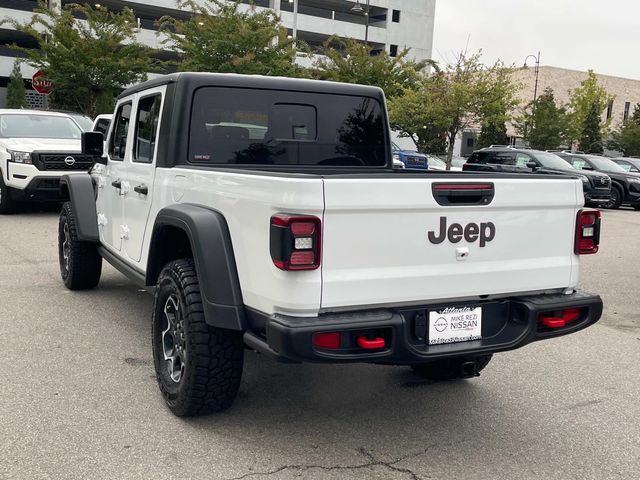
58, 202, 102, 290
606, 185, 623, 209
152, 259, 244, 417
0, 174, 16, 214
411, 354, 493, 381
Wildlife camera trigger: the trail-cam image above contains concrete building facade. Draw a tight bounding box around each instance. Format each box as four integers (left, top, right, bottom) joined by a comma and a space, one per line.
0, 0, 436, 108
456, 66, 640, 157
513, 66, 640, 130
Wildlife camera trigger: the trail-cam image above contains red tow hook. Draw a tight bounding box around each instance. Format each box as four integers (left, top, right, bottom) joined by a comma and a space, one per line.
357, 336, 385, 350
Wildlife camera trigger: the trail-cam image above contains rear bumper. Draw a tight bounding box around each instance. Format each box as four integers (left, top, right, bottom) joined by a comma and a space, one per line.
246, 290, 603, 364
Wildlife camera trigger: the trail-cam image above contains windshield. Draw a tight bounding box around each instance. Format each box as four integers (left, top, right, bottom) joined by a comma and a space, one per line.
189, 87, 387, 167
532, 152, 575, 170
587, 155, 627, 173
450, 157, 466, 167
68, 113, 94, 132
0, 114, 82, 139
428, 156, 447, 169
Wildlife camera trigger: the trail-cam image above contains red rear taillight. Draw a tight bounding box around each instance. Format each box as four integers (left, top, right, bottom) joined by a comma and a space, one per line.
313, 332, 341, 349
575, 209, 601, 255
270, 214, 322, 271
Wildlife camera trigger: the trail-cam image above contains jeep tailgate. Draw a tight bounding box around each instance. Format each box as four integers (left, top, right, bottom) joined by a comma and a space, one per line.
320, 176, 582, 310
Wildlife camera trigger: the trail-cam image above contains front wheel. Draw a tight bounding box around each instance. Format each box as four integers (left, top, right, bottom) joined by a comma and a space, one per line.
58, 202, 102, 289
605, 186, 622, 209
152, 259, 244, 417
0, 175, 16, 214
410, 354, 493, 381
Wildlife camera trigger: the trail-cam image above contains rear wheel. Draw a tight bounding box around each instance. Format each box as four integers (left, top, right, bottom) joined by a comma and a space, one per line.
152, 259, 244, 417
410, 354, 493, 381
58, 202, 102, 289
606, 185, 622, 209
0, 175, 16, 214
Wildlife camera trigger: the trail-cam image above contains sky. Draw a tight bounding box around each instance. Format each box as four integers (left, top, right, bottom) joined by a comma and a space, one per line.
433, 0, 640, 80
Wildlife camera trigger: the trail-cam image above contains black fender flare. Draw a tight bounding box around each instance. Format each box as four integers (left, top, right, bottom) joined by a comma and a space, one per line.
147, 204, 246, 331
60, 174, 99, 242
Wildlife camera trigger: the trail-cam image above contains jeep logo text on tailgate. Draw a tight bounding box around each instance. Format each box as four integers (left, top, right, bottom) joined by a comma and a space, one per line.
428, 217, 495, 247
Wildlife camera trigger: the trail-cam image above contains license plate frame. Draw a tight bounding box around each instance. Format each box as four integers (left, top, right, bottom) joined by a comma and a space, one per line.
428, 306, 482, 345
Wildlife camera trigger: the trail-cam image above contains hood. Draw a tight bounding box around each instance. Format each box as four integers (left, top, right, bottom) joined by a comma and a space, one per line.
393, 148, 427, 158
0, 137, 81, 153
539, 167, 608, 180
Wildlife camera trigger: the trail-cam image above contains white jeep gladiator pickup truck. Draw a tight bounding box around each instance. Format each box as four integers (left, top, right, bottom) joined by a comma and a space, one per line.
58, 73, 603, 417
0, 109, 97, 214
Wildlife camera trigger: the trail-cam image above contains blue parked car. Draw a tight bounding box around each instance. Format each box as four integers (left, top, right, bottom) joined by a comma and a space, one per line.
392, 142, 429, 170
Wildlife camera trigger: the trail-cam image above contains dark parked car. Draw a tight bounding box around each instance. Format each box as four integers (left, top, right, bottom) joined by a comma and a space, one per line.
557, 153, 640, 209
612, 157, 640, 173
392, 142, 428, 170
463, 147, 612, 207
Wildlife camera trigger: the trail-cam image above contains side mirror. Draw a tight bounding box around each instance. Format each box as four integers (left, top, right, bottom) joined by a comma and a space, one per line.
82, 131, 104, 157
526, 160, 538, 170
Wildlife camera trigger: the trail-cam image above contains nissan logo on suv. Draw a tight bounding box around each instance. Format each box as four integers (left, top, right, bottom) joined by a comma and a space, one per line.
64, 156, 76, 166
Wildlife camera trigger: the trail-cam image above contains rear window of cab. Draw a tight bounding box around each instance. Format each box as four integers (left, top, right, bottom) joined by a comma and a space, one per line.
188, 87, 387, 167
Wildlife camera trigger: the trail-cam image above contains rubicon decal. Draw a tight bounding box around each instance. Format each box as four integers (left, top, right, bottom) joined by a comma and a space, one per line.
428, 217, 495, 247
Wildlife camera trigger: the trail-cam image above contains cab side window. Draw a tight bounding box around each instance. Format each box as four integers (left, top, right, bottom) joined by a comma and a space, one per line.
515, 153, 532, 167
486, 152, 516, 165
109, 103, 132, 161
134, 94, 162, 163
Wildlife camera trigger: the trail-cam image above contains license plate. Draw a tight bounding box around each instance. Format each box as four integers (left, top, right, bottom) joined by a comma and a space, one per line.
428, 306, 482, 345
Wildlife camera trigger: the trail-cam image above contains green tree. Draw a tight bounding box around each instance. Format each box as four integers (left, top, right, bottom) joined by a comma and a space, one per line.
567, 70, 614, 148
580, 101, 604, 154
389, 51, 518, 167
6, 60, 26, 109
312, 37, 430, 99
515, 87, 571, 150
4, 2, 159, 116
160, 0, 300, 77
477, 120, 508, 149
388, 78, 449, 153
608, 104, 640, 156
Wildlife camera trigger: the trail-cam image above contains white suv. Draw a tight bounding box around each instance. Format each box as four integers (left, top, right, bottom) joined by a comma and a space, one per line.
0, 109, 95, 213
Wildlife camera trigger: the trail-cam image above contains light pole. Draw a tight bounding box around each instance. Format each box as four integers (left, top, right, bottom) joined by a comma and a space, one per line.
350, 0, 370, 46
523, 51, 541, 105
289, 0, 298, 39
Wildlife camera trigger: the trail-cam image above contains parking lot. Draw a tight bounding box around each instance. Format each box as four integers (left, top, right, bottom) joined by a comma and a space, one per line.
1, 207, 639, 480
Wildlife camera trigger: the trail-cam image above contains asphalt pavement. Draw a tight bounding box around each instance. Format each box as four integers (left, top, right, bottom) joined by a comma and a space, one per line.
1, 206, 639, 480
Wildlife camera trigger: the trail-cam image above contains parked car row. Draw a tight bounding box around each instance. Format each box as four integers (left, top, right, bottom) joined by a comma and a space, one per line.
0, 109, 112, 214
391, 143, 464, 171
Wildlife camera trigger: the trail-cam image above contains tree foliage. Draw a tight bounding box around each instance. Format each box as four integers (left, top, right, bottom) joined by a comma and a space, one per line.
567, 70, 614, 148
6, 60, 26, 109
608, 104, 640, 156
389, 51, 518, 167
477, 120, 508, 149
311, 37, 430, 99
580, 101, 604, 154
515, 87, 571, 150
3, 1, 158, 116
160, 0, 300, 77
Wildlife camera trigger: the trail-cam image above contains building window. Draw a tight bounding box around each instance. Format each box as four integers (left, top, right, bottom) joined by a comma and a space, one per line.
466, 138, 474, 148
606, 100, 614, 120
624, 102, 631, 121
392, 10, 400, 22
389, 44, 398, 57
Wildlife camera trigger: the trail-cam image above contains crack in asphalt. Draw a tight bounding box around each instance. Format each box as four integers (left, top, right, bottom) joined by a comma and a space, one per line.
225, 446, 433, 480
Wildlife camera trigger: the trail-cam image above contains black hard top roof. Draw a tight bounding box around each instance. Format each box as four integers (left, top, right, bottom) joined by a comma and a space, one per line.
118, 72, 385, 99
477, 147, 546, 155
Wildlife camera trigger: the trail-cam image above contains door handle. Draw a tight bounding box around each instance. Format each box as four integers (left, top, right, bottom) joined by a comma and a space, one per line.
111, 179, 122, 189
134, 184, 148, 195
